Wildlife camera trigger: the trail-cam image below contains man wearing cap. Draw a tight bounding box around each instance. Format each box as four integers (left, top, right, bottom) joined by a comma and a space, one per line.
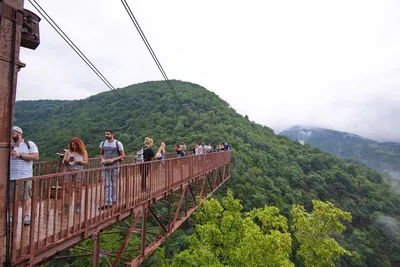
10, 126, 39, 225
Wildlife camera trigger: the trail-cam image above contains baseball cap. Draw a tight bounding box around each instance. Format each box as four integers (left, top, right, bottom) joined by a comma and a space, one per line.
12, 126, 23, 134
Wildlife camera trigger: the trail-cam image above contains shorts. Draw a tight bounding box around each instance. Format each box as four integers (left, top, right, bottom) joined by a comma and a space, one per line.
10, 180, 32, 201
63, 171, 83, 183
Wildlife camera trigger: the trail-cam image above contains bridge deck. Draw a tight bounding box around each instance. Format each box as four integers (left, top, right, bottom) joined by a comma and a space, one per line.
8, 152, 231, 266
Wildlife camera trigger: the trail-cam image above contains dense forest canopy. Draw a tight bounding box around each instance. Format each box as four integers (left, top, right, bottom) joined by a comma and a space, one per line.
15, 80, 400, 266
163, 191, 352, 267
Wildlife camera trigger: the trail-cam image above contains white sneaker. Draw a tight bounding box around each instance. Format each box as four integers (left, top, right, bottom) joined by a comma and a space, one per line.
23, 215, 30, 225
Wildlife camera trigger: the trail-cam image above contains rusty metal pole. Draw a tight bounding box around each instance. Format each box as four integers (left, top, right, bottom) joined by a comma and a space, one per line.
93, 231, 100, 267
140, 206, 147, 261
0, 0, 25, 265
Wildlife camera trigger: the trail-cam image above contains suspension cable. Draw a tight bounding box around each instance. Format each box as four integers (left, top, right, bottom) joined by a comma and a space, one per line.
120, 0, 184, 110
28, 0, 146, 127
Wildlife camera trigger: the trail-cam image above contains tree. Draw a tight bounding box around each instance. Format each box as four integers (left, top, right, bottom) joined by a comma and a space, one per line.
291, 200, 352, 267
168, 193, 353, 267
170, 191, 293, 267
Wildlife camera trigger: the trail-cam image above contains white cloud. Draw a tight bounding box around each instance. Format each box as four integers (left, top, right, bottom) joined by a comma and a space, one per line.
17, 0, 400, 141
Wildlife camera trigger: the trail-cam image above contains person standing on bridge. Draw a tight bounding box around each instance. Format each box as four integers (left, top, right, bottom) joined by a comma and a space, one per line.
61, 138, 88, 213
140, 137, 155, 193
99, 130, 125, 209
10, 126, 39, 225
180, 141, 186, 155
155, 142, 166, 171
174, 143, 184, 158
155, 142, 166, 161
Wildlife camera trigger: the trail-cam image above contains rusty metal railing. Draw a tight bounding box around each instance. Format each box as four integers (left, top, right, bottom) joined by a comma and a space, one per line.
31, 152, 194, 177
9, 151, 230, 265
32, 155, 137, 177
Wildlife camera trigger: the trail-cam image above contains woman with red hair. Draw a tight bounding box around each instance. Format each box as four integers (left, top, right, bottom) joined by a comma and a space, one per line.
61, 137, 88, 213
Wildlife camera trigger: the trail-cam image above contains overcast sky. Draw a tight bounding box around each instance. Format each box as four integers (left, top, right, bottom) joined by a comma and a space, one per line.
17, 0, 400, 141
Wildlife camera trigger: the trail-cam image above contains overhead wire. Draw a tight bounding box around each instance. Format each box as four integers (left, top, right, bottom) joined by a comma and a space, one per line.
120, 0, 185, 111
27, 0, 146, 128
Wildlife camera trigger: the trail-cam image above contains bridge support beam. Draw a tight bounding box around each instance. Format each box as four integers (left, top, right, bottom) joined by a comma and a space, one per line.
0, 1, 25, 265
93, 231, 100, 267
91, 165, 230, 267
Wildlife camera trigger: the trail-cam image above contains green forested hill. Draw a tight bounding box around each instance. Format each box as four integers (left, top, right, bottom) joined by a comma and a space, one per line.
280, 125, 400, 179
15, 80, 400, 266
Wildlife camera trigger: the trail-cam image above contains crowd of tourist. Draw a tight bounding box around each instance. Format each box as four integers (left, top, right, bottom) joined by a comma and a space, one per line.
9, 127, 230, 225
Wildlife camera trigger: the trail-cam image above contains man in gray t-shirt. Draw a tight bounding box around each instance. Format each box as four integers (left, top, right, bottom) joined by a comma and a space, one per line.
10, 126, 39, 225
99, 129, 125, 209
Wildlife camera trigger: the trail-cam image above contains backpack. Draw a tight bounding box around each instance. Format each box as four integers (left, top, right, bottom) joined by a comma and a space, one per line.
101, 140, 122, 161
24, 139, 31, 150
136, 147, 149, 163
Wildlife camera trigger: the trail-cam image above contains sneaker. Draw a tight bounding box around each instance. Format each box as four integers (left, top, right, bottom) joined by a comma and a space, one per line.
23, 215, 30, 225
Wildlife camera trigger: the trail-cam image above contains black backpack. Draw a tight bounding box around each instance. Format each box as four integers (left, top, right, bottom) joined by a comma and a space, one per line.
136, 147, 149, 163
24, 139, 31, 150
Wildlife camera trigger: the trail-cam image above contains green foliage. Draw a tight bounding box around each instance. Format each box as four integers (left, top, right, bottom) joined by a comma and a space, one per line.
69, 226, 141, 267
168, 192, 352, 267
169, 191, 293, 267
291, 200, 352, 267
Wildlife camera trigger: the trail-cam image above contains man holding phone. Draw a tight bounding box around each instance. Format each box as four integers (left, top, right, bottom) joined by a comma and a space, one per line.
9, 126, 39, 225
99, 129, 125, 209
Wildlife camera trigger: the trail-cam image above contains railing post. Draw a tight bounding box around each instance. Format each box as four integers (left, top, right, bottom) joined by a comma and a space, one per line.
84, 172, 89, 231
29, 180, 38, 266
125, 165, 130, 209
11, 181, 19, 264
93, 231, 100, 267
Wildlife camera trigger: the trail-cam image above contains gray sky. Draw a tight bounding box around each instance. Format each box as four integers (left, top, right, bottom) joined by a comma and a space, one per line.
18, 0, 400, 141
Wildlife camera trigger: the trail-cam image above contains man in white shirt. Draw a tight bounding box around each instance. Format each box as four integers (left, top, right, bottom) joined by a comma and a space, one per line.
10, 126, 39, 225
198, 142, 206, 155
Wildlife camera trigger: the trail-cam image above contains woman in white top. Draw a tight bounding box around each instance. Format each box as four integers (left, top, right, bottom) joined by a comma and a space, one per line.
156, 142, 166, 160
156, 142, 166, 171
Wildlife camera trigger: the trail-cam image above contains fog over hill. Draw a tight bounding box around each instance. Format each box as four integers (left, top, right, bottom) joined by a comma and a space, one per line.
280, 125, 400, 179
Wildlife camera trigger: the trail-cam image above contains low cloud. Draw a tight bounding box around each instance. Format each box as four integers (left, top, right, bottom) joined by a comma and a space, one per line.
375, 216, 400, 242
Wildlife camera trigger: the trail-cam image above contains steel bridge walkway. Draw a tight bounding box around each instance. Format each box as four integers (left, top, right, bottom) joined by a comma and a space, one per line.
6, 151, 231, 266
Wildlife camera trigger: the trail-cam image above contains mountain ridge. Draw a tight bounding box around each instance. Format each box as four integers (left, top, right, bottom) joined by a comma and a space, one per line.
280, 125, 400, 178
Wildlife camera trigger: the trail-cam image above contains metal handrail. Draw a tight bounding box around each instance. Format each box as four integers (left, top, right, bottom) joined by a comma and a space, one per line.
32, 151, 195, 177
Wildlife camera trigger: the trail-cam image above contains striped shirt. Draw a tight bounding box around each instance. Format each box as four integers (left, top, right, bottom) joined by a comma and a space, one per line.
10, 140, 39, 180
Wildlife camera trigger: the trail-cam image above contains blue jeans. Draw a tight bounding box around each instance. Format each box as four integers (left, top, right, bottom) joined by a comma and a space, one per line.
104, 168, 118, 205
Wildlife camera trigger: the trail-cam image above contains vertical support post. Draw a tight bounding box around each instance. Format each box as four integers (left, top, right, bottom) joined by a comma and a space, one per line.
93, 231, 100, 267
29, 180, 38, 266
125, 165, 130, 208
0, 0, 25, 265
141, 207, 147, 257
111, 210, 141, 267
